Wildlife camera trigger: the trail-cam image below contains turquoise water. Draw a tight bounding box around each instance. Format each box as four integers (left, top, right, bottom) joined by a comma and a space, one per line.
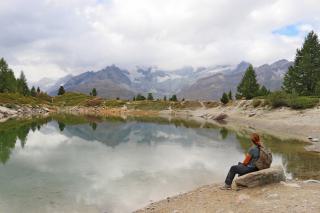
0, 115, 319, 212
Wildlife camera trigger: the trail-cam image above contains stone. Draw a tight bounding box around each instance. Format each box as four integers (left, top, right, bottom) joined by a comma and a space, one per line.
307, 136, 319, 142
42, 107, 50, 112
248, 112, 256, 117
303, 179, 320, 184
235, 165, 285, 188
213, 113, 228, 121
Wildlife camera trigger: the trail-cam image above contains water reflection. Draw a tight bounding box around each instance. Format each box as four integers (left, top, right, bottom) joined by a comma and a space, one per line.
0, 114, 319, 213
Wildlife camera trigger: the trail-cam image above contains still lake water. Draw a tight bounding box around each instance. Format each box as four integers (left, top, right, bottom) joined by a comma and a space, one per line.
0, 114, 319, 213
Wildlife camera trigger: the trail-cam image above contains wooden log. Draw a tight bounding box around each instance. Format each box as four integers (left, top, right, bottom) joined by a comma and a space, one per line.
235, 165, 286, 188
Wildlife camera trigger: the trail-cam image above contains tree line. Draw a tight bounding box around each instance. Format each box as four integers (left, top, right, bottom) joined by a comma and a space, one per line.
0, 58, 47, 97
132, 93, 178, 101
0, 58, 30, 96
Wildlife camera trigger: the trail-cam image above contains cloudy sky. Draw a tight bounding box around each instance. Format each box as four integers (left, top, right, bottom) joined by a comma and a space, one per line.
0, 0, 319, 82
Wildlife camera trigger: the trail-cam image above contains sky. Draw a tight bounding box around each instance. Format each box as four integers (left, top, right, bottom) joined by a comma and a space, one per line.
0, 0, 320, 82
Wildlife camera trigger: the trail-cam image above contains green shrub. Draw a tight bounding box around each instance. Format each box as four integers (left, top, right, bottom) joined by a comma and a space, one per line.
268, 91, 289, 108
288, 97, 319, 109
267, 91, 319, 109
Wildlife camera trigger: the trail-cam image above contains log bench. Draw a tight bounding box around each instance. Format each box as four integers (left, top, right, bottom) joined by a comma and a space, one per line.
235, 165, 286, 188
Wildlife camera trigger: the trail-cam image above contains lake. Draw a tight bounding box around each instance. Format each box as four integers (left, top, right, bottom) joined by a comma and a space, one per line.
0, 114, 319, 213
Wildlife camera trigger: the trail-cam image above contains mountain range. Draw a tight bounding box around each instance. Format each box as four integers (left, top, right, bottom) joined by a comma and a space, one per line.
34, 59, 293, 100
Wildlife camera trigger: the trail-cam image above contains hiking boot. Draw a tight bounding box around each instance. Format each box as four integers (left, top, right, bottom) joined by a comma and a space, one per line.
219, 184, 231, 190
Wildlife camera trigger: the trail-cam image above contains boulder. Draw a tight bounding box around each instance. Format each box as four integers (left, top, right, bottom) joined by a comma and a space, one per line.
235, 165, 285, 188
213, 113, 228, 121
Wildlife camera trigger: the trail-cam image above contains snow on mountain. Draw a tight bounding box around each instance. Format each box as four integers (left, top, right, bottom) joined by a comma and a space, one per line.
38, 59, 292, 100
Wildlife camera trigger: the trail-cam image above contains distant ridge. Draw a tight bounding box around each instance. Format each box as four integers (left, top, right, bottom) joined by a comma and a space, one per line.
36, 60, 292, 100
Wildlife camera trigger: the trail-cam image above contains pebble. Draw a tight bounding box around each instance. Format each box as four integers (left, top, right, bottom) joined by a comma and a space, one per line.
249, 112, 256, 117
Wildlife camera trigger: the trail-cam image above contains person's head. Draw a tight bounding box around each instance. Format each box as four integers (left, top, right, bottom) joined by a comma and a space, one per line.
251, 133, 261, 147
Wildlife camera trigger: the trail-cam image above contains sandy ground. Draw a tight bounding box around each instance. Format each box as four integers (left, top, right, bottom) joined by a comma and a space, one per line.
135, 181, 320, 213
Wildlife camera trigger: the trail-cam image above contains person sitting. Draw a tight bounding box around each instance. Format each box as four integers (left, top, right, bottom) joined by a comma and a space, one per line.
220, 133, 262, 190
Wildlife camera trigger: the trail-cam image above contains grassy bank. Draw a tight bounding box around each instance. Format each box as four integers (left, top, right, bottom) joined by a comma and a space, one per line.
0, 93, 50, 106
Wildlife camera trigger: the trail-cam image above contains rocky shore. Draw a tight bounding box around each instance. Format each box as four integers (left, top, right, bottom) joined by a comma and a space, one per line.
0, 105, 51, 122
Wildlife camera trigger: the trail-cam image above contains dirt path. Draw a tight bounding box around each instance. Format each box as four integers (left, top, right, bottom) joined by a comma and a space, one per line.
135, 181, 320, 213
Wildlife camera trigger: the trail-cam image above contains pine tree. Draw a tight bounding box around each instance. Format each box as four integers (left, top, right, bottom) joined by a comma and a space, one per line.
259, 85, 270, 96
228, 90, 233, 100
133, 96, 136, 101
147, 93, 154, 100
283, 31, 320, 96
58, 121, 66, 131
92, 88, 97, 96
163, 96, 167, 101
236, 65, 260, 99
0, 58, 17, 93
30, 86, 37, 97
17, 71, 29, 96
170, 94, 178, 101
37, 87, 41, 94
58, 86, 65, 95
315, 81, 320, 96
135, 94, 146, 101
220, 92, 229, 104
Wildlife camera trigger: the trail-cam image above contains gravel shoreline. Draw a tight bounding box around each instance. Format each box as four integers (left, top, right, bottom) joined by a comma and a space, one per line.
135, 180, 320, 213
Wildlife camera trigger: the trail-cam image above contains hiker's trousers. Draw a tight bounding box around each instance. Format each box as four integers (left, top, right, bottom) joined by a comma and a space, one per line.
225, 163, 258, 185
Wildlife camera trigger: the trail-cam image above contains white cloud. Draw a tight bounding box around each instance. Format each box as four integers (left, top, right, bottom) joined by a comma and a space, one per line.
0, 0, 320, 81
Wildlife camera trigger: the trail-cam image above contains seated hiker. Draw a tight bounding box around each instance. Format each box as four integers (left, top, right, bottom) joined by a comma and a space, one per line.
220, 133, 262, 190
